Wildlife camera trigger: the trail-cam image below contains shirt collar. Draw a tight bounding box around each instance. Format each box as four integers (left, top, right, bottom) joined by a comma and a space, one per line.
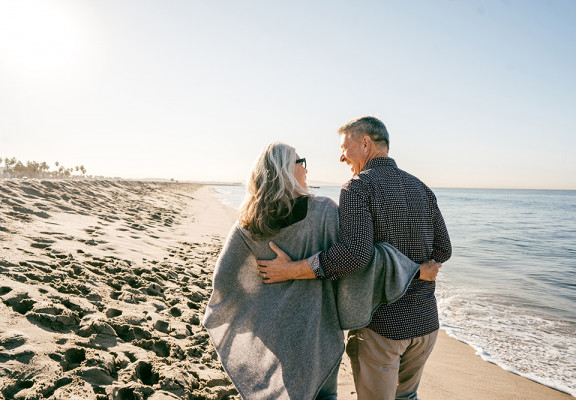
362, 157, 397, 172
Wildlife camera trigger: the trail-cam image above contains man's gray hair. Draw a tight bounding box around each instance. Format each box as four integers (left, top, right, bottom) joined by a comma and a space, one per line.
338, 116, 389, 149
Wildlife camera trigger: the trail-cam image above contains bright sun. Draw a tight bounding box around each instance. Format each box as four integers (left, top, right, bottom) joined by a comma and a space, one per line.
0, 1, 80, 71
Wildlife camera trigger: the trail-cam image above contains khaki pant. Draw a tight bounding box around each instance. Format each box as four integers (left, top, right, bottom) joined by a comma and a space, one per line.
346, 328, 438, 400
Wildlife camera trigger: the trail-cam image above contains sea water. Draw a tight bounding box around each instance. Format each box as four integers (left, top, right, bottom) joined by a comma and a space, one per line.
211, 185, 576, 396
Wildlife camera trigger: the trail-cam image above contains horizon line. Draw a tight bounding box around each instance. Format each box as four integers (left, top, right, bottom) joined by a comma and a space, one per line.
1, 176, 574, 192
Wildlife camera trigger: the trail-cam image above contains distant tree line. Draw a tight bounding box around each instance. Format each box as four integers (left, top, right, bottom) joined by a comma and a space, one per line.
0, 157, 87, 179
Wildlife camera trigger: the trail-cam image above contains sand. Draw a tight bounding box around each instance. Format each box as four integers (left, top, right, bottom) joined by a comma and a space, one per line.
0, 180, 237, 400
0, 180, 572, 400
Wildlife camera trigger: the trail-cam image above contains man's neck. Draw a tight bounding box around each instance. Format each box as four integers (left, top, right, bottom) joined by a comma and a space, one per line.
358, 151, 389, 174
367, 150, 388, 162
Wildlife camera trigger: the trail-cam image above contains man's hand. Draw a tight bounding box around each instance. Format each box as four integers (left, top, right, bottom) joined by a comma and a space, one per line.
256, 242, 315, 283
418, 259, 442, 281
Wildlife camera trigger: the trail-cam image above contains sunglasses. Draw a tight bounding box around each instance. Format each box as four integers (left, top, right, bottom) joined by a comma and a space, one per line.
295, 158, 307, 169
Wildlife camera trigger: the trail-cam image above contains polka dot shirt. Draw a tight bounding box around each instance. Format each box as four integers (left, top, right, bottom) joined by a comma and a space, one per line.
314, 157, 452, 340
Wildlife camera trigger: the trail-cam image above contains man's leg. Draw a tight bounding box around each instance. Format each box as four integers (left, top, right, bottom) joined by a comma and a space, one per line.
346, 328, 409, 400
395, 330, 439, 400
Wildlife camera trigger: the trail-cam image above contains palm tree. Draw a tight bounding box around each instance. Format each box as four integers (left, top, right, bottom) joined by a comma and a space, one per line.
13, 161, 25, 178
40, 161, 49, 178
4, 157, 17, 178
24, 161, 38, 178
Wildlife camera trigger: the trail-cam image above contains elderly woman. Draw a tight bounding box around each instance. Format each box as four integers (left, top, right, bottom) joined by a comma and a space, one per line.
203, 142, 434, 400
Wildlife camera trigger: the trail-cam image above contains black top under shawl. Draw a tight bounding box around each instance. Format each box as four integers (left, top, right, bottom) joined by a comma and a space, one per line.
273, 196, 308, 229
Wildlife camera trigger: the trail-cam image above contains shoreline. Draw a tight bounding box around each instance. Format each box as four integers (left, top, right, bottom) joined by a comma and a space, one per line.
420, 330, 573, 399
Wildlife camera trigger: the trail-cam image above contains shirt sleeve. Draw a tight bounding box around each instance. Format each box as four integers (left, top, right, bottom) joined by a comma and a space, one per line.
317, 180, 374, 280
428, 189, 452, 263
307, 252, 325, 278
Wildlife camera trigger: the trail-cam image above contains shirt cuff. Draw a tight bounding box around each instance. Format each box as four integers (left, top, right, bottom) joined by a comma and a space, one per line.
307, 252, 326, 279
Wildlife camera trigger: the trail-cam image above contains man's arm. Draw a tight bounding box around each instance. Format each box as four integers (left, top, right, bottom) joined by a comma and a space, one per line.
428, 190, 452, 263
256, 181, 374, 283
256, 182, 446, 284
316, 181, 375, 279
257, 243, 442, 283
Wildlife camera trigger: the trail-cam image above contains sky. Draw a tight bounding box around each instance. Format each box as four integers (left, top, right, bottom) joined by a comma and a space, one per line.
1, 0, 575, 189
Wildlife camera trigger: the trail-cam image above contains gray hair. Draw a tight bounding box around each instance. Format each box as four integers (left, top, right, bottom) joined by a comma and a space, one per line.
239, 142, 308, 239
338, 116, 389, 149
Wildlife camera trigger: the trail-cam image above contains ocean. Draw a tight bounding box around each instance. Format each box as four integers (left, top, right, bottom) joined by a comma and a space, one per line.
211, 185, 576, 396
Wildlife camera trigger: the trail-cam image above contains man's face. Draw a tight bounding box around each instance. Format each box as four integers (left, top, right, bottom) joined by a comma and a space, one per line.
340, 133, 366, 176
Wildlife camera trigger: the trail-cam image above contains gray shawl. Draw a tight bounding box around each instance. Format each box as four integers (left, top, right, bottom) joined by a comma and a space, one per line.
203, 196, 420, 400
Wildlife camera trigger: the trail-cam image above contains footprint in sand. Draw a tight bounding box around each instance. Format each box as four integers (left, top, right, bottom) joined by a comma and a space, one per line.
105, 308, 123, 318
77, 318, 118, 348
153, 320, 171, 334
0, 380, 36, 399
2, 291, 37, 314
169, 307, 182, 318
0, 331, 27, 350
146, 283, 165, 297
109, 322, 153, 342
0, 286, 14, 296
29, 236, 55, 249
27, 303, 81, 332
58, 347, 86, 372
133, 339, 171, 358
0, 331, 35, 364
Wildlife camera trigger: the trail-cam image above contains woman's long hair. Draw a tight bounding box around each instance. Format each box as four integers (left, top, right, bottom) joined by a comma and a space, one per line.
239, 142, 308, 239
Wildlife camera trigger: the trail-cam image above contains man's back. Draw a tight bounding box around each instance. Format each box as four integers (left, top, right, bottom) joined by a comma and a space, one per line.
356, 158, 450, 264
320, 157, 451, 340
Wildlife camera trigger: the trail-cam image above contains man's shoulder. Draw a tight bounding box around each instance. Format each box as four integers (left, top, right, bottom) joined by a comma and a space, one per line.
368, 161, 430, 188
397, 168, 429, 187
343, 162, 434, 198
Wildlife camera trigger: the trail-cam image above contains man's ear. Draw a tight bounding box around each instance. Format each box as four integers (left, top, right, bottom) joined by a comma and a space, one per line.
362, 136, 371, 150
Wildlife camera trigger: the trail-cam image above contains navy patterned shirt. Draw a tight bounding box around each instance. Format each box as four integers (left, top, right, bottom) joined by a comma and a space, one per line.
309, 157, 451, 340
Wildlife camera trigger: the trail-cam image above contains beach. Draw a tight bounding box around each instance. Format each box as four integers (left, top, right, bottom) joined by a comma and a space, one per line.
0, 180, 573, 400
0, 180, 237, 399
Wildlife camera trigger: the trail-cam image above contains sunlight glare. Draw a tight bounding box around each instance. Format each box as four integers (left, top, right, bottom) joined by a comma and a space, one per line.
0, 2, 80, 71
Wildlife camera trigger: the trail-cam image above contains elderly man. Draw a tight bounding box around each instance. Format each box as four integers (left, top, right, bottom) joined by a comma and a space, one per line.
257, 116, 452, 400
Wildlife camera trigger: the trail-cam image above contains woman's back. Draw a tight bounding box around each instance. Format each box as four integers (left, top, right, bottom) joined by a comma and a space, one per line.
203, 196, 344, 400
